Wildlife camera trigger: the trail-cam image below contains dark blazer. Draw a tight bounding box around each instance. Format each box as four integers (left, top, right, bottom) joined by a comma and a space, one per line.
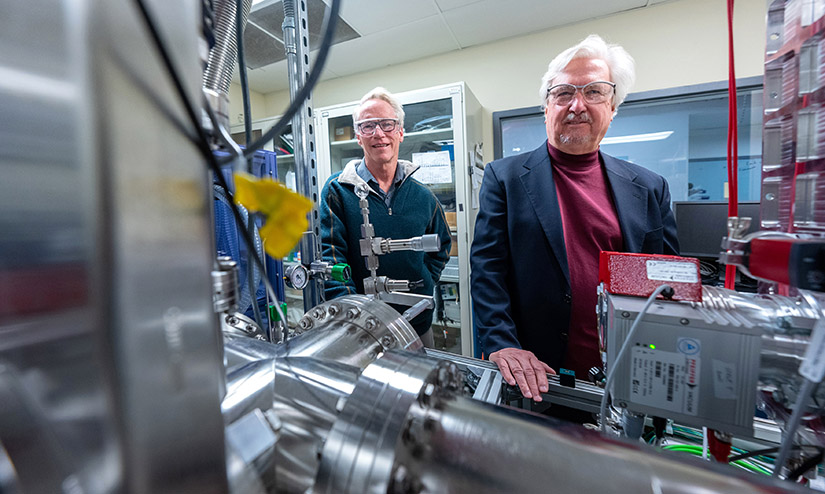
470, 142, 679, 369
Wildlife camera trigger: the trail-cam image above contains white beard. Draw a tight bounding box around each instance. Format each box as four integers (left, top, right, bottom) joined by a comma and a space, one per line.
559, 133, 594, 146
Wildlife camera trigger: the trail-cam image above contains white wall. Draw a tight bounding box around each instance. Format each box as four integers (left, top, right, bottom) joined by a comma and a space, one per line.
227, 82, 266, 127
232, 0, 767, 163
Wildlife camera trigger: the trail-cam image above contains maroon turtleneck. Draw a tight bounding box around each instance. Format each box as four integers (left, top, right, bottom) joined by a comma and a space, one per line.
548, 143, 623, 378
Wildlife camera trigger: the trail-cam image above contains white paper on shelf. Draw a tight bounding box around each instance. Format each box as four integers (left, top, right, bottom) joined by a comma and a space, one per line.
412, 151, 452, 184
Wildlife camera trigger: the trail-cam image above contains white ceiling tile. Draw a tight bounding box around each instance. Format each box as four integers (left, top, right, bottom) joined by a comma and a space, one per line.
322, 15, 460, 76
434, 0, 485, 11
242, 59, 341, 94
337, 0, 440, 35
243, 0, 655, 94
443, 0, 646, 48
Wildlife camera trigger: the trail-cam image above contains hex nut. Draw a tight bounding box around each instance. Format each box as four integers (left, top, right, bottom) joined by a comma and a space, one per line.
381, 335, 395, 348
346, 307, 361, 319
328, 303, 341, 316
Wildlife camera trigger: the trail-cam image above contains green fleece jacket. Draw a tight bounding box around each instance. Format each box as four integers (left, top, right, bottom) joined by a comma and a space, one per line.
319, 159, 452, 335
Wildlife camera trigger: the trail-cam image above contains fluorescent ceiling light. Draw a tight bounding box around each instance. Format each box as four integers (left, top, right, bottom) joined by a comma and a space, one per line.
601, 131, 673, 145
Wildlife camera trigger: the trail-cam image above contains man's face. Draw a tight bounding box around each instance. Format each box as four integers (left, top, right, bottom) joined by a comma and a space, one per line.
355, 99, 404, 168
544, 57, 614, 155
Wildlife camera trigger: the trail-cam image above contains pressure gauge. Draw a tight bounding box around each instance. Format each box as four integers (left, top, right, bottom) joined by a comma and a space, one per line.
285, 263, 310, 290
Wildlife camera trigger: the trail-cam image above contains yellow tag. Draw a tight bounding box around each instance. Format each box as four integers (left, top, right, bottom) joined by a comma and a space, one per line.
233, 172, 313, 259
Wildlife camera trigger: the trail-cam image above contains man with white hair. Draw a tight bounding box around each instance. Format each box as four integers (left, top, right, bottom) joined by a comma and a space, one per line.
320, 87, 452, 347
471, 35, 679, 403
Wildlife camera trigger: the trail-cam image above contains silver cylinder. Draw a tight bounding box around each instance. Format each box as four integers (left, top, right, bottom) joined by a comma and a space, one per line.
312, 350, 805, 494
213, 256, 240, 313
223, 295, 423, 369
408, 397, 805, 494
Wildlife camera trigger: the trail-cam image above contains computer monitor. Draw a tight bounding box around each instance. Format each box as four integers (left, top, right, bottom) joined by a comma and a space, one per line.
673, 201, 761, 258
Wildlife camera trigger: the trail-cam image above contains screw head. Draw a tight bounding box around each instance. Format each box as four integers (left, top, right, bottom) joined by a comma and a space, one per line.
419, 383, 436, 407
679, 318, 689, 325
621, 311, 631, 318
299, 316, 313, 330
381, 335, 395, 348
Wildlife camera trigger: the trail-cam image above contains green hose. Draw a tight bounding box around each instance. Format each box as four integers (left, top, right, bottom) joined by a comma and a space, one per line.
661, 444, 772, 475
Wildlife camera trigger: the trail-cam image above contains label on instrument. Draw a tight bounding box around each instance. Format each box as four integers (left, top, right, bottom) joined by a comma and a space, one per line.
629, 347, 699, 415
646, 260, 699, 283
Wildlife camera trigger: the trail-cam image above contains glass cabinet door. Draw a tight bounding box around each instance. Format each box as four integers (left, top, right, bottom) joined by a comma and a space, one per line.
316, 83, 482, 356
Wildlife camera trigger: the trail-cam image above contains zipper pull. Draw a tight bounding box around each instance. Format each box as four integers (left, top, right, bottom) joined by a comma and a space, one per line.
388, 207, 393, 215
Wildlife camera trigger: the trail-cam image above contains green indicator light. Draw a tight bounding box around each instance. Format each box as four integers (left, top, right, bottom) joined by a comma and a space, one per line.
649, 344, 656, 350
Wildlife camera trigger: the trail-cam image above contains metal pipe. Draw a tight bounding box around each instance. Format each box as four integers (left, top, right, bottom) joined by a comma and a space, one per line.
223, 295, 423, 370
402, 298, 434, 321
410, 397, 807, 494
310, 350, 807, 494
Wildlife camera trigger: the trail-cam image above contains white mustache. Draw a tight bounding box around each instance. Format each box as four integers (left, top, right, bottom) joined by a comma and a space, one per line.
564, 113, 591, 124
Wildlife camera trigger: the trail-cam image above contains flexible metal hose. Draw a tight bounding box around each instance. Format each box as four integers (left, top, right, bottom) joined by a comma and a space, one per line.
203, 0, 252, 95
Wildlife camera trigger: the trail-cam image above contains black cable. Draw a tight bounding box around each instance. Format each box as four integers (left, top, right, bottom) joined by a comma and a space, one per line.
728, 445, 820, 463
787, 448, 825, 481
235, 0, 266, 336
134, 0, 337, 341
652, 416, 667, 440
132, 0, 276, 308
231, 0, 341, 160
728, 447, 780, 462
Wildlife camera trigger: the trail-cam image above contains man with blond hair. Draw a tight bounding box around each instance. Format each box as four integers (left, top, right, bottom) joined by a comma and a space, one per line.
320, 87, 451, 347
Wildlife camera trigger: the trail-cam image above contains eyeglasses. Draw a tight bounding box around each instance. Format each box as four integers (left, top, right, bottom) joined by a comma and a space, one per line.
547, 81, 616, 106
355, 118, 401, 136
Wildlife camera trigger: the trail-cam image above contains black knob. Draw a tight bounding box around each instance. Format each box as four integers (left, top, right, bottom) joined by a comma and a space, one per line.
588, 367, 606, 386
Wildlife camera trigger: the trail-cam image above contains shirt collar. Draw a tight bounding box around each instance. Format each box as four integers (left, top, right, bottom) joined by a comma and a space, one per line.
355, 160, 406, 188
